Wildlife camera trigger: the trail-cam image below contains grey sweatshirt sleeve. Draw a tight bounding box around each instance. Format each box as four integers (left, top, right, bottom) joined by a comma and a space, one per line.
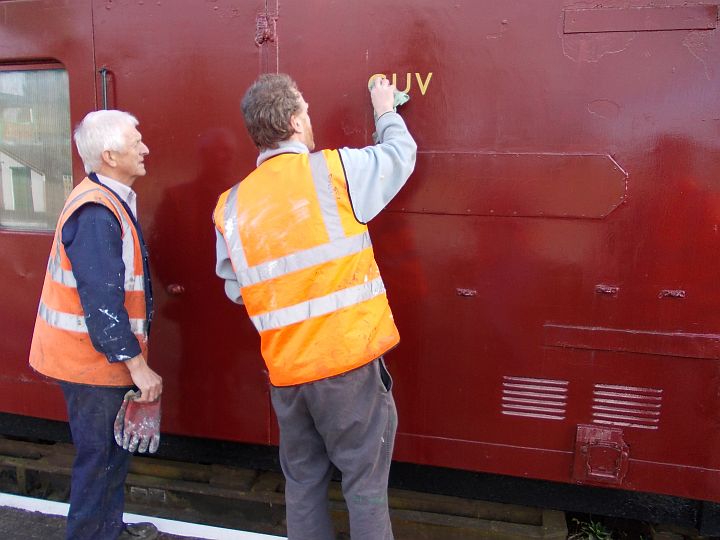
215, 229, 244, 304
338, 111, 417, 223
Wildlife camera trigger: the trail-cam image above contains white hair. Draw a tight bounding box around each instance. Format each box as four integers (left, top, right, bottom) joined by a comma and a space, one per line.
73, 110, 139, 174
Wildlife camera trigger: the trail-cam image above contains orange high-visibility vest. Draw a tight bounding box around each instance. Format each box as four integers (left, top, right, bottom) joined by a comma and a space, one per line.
214, 149, 399, 386
29, 177, 148, 386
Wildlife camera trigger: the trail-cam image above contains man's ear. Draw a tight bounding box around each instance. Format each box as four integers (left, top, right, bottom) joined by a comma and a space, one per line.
290, 114, 302, 134
101, 149, 116, 168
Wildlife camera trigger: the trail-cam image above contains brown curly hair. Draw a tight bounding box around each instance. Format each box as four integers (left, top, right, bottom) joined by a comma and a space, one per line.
241, 73, 301, 149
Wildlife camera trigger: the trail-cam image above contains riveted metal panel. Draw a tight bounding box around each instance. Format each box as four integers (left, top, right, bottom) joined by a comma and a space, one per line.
1, 0, 720, 507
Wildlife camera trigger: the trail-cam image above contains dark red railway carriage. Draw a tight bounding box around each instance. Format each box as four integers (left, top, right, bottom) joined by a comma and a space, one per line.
1, 0, 719, 532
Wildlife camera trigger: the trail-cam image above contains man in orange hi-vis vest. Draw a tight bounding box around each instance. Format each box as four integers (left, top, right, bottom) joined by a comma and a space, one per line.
29, 110, 162, 540
214, 74, 416, 540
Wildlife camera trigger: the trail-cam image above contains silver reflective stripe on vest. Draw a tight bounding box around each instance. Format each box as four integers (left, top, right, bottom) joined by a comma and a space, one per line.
48, 247, 77, 287
105, 191, 145, 292
222, 184, 249, 272
250, 277, 386, 332
238, 231, 371, 287
38, 301, 146, 335
308, 152, 345, 241
48, 186, 144, 292
46, 187, 96, 288
60, 187, 101, 222
225, 153, 363, 286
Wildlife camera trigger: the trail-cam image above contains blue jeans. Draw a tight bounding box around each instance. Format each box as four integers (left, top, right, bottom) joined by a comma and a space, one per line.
60, 382, 133, 540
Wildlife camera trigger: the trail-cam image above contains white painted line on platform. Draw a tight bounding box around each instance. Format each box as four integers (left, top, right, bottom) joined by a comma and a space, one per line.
0, 492, 68, 516
122, 513, 285, 539
0, 492, 286, 540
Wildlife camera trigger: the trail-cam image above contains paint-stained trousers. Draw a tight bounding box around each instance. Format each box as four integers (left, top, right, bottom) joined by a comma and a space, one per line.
60, 382, 133, 540
270, 358, 397, 540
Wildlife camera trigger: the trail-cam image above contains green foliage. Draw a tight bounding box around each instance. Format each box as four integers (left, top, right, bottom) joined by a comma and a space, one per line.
569, 517, 614, 540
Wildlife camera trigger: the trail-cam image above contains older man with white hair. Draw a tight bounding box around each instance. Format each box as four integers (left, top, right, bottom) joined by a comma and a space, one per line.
29, 110, 162, 540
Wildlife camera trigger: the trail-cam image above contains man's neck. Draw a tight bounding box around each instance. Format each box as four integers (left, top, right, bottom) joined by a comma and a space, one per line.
96, 167, 134, 187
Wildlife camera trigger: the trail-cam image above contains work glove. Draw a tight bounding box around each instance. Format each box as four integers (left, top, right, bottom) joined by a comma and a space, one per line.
113, 390, 161, 454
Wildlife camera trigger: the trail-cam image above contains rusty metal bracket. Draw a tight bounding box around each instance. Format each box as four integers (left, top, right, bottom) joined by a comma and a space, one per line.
573, 424, 629, 486
255, 13, 277, 46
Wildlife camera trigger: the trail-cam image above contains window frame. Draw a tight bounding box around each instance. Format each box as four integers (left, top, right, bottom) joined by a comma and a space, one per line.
0, 61, 72, 232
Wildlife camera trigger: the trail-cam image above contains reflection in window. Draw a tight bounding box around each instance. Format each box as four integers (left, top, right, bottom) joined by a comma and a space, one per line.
0, 68, 71, 230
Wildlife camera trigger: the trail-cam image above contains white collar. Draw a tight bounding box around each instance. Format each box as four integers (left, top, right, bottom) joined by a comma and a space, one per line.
95, 173, 137, 218
257, 140, 309, 166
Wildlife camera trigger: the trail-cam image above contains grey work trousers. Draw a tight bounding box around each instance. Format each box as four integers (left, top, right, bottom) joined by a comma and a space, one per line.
270, 358, 397, 540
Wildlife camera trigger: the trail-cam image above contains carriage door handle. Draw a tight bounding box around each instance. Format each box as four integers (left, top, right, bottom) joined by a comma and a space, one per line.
166, 284, 186, 296
98, 67, 110, 110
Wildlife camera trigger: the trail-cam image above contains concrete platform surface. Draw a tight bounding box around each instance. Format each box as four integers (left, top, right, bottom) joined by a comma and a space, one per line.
0, 492, 285, 540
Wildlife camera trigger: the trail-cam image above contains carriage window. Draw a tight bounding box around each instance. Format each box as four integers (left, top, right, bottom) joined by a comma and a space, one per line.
0, 68, 71, 230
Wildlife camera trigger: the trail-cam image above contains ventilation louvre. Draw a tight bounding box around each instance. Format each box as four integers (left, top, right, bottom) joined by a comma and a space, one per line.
592, 384, 662, 430
502, 376, 568, 421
